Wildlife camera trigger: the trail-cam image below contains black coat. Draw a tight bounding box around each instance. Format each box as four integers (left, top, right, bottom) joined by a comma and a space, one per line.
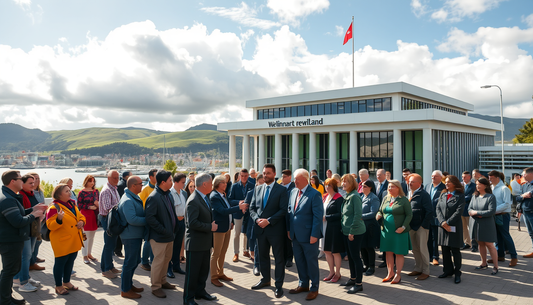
425, 182, 446, 226
436, 192, 465, 248
462, 182, 476, 217
0, 186, 35, 242
249, 183, 288, 236
185, 190, 214, 252
409, 188, 433, 231
376, 180, 389, 203
210, 191, 239, 233
145, 186, 178, 243
117, 179, 127, 197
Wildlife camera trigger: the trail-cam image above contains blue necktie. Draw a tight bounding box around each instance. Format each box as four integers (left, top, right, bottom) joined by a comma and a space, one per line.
204, 195, 211, 209
263, 185, 270, 209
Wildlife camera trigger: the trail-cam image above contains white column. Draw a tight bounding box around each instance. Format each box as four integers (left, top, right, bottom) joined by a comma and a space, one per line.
229, 135, 236, 182
242, 135, 250, 170
423, 128, 433, 185
350, 130, 358, 174
275, 133, 282, 175
292, 133, 299, 173
258, 134, 265, 171
253, 136, 258, 170
329, 131, 337, 174
393, 129, 402, 180
309, 132, 316, 172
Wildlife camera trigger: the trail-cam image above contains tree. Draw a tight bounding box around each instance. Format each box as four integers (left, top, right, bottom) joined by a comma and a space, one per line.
164, 159, 177, 175
513, 118, 533, 143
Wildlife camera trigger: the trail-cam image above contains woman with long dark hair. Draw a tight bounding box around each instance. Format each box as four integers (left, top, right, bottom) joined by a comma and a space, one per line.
311, 175, 324, 195
78, 175, 99, 264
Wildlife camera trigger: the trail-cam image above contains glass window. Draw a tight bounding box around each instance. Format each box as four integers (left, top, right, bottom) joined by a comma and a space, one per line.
367, 99, 374, 112
311, 104, 318, 116
305, 105, 311, 116
331, 103, 337, 114
274, 108, 279, 118
359, 133, 365, 157
345, 101, 351, 113
359, 100, 366, 112
298, 106, 304, 117
374, 99, 382, 112
269, 108, 274, 119
325, 103, 331, 115
280, 107, 285, 118
382, 98, 391, 111
292, 106, 297, 118
372, 132, 380, 157
258, 110, 263, 120
380, 132, 388, 158
387, 131, 393, 157
337, 102, 345, 114
352, 101, 358, 113
318, 104, 325, 115
365, 132, 372, 158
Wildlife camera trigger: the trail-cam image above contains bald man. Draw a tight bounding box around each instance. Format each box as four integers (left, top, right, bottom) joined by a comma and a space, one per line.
99, 170, 122, 278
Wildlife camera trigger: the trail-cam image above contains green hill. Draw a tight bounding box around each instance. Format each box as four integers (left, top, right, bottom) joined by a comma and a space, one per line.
126, 130, 227, 149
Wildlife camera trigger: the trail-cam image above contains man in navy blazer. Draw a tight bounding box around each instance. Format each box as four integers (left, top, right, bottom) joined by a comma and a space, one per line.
461, 171, 476, 251
228, 169, 255, 262
424, 170, 446, 265
375, 169, 389, 203
286, 169, 323, 301
280, 169, 295, 267
249, 164, 288, 298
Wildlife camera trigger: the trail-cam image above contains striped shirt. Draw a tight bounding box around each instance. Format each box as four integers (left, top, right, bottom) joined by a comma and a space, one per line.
99, 182, 120, 216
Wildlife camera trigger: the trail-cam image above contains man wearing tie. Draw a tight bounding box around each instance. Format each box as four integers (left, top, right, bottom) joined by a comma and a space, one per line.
375, 169, 389, 203
249, 164, 289, 298
425, 170, 446, 266
183, 174, 218, 305
287, 169, 323, 301
228, 169, 254, 262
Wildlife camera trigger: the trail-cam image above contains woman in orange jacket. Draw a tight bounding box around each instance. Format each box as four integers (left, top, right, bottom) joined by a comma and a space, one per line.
46, 183, 86, 296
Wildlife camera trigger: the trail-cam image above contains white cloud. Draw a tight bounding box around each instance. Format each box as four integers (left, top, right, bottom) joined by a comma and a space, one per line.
413, 0, 507, 23
335, 25, 344, 37
201, 2, 281, 30
523, 13, 533, 27
411, 0, 429, 17
267, 0, 329, 26
12, 0, 43, 24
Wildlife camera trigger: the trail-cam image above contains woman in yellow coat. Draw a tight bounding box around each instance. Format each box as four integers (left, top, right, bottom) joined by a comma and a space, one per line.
46, 183, 86, 296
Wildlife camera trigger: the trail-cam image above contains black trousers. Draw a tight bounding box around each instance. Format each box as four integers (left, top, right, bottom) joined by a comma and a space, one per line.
428, 225, 440, 260
183, 250, 210, 303
257, 233, 285, 289
361, 247, 376, 268
343, 234, 363, 283
0, 241, 24, 305
442, 246, 462, 276
284, 234, 293, 262
170, 219, 185, 270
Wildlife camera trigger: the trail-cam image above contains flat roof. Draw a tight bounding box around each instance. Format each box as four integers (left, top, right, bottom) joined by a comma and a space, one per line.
246, 82, 474, 111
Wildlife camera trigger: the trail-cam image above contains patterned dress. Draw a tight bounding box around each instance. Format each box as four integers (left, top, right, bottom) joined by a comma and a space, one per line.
78, 189, 99, 231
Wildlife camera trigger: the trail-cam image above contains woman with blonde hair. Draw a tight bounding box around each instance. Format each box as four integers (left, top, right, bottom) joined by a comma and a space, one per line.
59, 177, 77, 204
376, 180, 412, 284
77, 175, 99, 264
332, 174, 346, 197
46, 183, 86, 295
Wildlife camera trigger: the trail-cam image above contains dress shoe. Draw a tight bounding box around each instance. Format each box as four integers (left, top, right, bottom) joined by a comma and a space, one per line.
111, 268, 121, 274
275, 288, 283, 298
523, 252, 533, 258
391, 277, 401, 284
131, 285, 144, 292
121, 290, 141, 299
152, 288, 166, 298
471, 246, 478, 252
488, 257, 505, 263
285, 260, 293, 267
407, 271, 422, 276
340, 279, 356, 286
174, 268, 186, 275
432, 259, 439, 266
211, 279, 224, 287
416, 273, 430, 280
438, 273, 452, 278
454, 275, 461, 284
195, 293, 217, 301
102, 270, 117, 279
161, 282, 176, 290
167, 270, 175, 278
362, 266, 368, 272
382, 277, 393, 282
365, 268, 375, 276
509, 258, 518, 267
233, 254, 239, 262
305, 291, 318, 300
35, 257, 45, 263
460, 244, 471, 250
347, 285, 363, 294
29, 264, 45, 271
289, 286, 310, 294
323, 274, 334, 281
378, 261, 387, 268
140, 264, 151, 271
253, 267, 260, 276
10, 297, 25, 305
219, 274, 233, 281
330, 275, 341, 283
243, 251, 251, 258
251, 280, 271, 289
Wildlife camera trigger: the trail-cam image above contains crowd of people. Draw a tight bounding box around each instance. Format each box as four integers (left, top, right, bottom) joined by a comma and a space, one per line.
0, 164, 532, 304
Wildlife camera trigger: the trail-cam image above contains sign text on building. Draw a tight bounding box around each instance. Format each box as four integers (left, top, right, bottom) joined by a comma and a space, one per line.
268, 118, 324, 128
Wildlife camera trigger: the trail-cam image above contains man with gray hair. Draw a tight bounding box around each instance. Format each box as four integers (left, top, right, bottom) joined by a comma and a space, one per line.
424, 170, 445, 266
357, 169, 375, 195
287, 169, 323, 301
100, 170, 122, 279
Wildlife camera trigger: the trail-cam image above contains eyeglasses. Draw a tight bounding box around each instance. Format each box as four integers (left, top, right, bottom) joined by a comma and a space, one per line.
13, 177, 22, 181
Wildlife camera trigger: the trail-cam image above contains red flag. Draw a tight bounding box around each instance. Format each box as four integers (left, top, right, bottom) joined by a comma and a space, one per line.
343, 22, 353, 45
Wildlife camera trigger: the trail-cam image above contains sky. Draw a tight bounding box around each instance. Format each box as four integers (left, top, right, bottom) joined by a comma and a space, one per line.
0, 0, 532, 131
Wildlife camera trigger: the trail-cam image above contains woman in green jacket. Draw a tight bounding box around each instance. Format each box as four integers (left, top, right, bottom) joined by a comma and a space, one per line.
340, 174, 366, 294
376, 180, 412, 284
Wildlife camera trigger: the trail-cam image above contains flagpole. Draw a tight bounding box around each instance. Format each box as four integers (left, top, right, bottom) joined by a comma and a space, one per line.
352, 16, 354, 88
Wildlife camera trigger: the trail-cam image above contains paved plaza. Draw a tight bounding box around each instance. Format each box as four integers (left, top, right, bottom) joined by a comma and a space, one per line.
6, 220, 533, 305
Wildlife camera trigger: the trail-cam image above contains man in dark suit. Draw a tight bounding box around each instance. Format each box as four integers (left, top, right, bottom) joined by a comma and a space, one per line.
280, 169, 295, 267
401, 168, 412, 195
249, 164, 289, 298
357, 169, 376, 195
287, 169, 323, 301
228, 169, 255, 262
407, 174, 433, 280
375, 169, 389, 203
183, 173, 218, 305
461, 171, 476, 251
425, 170, 445, 265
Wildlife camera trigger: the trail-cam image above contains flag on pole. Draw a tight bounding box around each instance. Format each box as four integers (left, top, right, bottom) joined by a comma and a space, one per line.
343, 22, 353, 45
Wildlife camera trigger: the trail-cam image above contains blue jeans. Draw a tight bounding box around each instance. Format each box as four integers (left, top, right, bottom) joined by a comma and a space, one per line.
141, 240, 153, 265
13, 239, 33, 284
496, 213, 517, 259
30, 238, 41, 265
54, 252, 77, 287
99, 215, 118, 272
523, 211, 533, 249
121, 238, 142, 292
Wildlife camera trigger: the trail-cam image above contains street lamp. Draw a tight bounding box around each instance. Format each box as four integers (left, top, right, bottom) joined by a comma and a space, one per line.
481, 85, 504, 177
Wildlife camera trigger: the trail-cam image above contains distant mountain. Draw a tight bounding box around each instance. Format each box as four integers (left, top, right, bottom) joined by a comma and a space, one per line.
469, 113, 529, 142
186, 123, 218, 131
0, 123, 50, 152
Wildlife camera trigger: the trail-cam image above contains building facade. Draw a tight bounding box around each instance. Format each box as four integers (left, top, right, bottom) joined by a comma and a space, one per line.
218, 82, 500, 182
479, 144, 533, 180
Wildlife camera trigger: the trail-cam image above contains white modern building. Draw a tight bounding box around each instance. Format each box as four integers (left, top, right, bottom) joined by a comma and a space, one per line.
218, 82, 501, 182
479, 144, 533, 180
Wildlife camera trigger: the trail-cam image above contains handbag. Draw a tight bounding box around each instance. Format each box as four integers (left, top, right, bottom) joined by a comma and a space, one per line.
40, 203, 61, 241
